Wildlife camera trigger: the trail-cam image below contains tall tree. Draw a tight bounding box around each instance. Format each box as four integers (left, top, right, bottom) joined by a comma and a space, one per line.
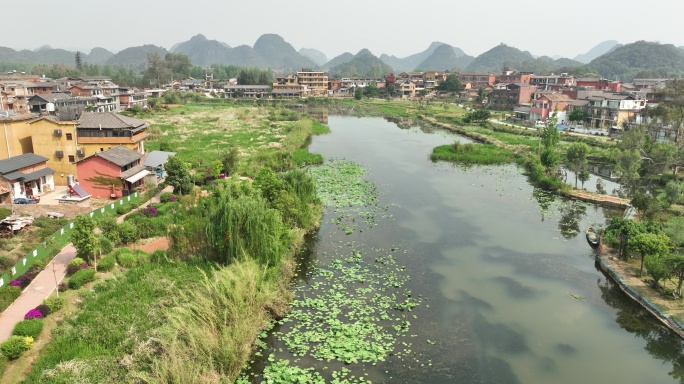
70, 215, 97, 261
75, 51, 83, 73
165, 156, 193, 195
540, 110, 561, 175
566, 142, 589, 188
437, 74, 462, 93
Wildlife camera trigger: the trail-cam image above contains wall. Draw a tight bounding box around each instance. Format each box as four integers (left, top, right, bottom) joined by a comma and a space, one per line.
29, 118, 79, 185
0, 117, 34, 159
76, 156, 122, 198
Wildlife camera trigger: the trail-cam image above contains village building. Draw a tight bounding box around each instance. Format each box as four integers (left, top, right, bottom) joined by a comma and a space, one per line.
76, 145, 146, 198
0, 153, 54, 203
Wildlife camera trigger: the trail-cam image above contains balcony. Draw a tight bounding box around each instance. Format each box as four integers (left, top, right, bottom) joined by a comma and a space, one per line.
77, 132, 147, 144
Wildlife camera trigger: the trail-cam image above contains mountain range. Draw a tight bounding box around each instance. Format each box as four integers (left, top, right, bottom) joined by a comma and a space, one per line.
1, 35, 683, 81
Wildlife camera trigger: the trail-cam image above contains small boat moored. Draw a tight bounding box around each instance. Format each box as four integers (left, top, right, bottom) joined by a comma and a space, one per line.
586, 226, 600, 247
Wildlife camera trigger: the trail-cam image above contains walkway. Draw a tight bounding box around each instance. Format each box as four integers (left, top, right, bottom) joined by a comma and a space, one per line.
562, 189, 631, 209
0, 185, 173, 341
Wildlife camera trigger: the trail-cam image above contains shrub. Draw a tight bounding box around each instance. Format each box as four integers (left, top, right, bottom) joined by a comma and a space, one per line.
17, 266, 41, 288
0, 255, 12, 269
58, 282, 67, 292
118, 222, 139, 244
35, 304, 50, 317
68, 269, 96, 290
116, 204, 133, 215
98, 253, 117, 272
0, 335, 29, 360
24, 309, 43, 320
12, 319, 44, 339
0, 286, 21, 311
150, 249, 168, 263
169, 195, 177, 202
143, 205, 158, 217
160, 192, 173, 203
9, 280, 21, 287
67, 257, 86, 275
43, 296, 64, 313
0, 355, 7, 378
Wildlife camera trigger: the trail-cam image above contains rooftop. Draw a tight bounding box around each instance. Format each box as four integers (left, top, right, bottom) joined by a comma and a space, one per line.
0, 153, 49, 174
77, 112, 148, 131
87, 146, 143, 167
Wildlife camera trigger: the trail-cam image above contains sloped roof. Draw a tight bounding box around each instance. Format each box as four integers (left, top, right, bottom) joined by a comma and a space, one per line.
120, 164, 148, 179
543, 93, 574, 102
28, 92, 73, 103
0, 153, 48, 174
90, 146, 143, 167
143, 151, 177, 168
77, 112, 148, 130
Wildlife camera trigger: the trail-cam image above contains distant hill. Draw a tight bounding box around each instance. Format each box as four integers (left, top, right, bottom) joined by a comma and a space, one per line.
0, 47, 76, 65
172, 34, 233, 67
416, 44, 474, 71
299, 48, 327, 66
573, 40, 620, 64
226, 45, 268, 68
253, 34, 315, 70
380, 42, 469, 72
105, 44, 169, 69
86, 47, 114, 65
466, 43, 535, 72
323, 52, 355, 69
515, 56, 582, 75
584, 41, 684, 81
329, 49, 393, 77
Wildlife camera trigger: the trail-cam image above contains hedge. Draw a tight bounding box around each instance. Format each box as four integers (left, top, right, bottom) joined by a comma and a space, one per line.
68, 269, 96, 290
12, 319, 44, 339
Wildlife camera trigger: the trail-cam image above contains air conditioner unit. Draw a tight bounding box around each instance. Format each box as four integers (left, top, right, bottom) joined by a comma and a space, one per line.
55, 150, 64, 158
76, 149, 85, 157
53, 129, 62, 136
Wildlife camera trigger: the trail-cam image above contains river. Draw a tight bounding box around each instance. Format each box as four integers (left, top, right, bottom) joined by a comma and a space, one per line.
253, 115, 684, 383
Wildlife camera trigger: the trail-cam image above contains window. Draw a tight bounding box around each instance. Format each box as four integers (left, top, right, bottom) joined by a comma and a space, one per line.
68, 155, 75, 162
66, 133, 72, 140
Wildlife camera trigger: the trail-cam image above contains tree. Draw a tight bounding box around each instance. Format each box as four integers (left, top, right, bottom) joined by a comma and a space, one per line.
664, 180, 684, 205
540, 110, 561, 175
568, 109, 586, 125
165, 156, 193, 195
70, 215, 97, 261
644, 254, 671, 289
665, 254, 684, 297
628, 232, 672, 275
578, 169, 591, 189
566, 142, 589, 188
436, 74, 462, 93
221, 147, 240, 176
354, 87, 363, 100
476, 88, 486, 103
75, 51, 83, 73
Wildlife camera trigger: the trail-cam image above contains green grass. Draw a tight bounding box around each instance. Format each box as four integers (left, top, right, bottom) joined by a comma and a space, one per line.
24, 261, 212, 383
431, 143, 516, 165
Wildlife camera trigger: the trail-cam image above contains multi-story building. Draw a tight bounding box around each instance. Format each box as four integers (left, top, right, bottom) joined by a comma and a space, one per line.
27, 116, 80, 185
118, 87, 148, 110
0, 113, 34, 159
457, 72, 496, 89
297, 70, 329, 97
488, 83, 537, 110
529, 93, 574, 123
568, 93, 645, 129
497, 70, 533, 84
76, 112, 148, 155
576, 78, 621, 92
223, 85, 272, 99
0, 81, 32, 114
530, 73, 576, 91
272, 74, 307, 98
69, 77, 120, 112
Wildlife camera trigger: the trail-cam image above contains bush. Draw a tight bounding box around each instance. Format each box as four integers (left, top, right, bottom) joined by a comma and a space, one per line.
0, 335, 29, 360
116, 204, 133, 215
114, 248, 136, 268
43, 295, 64, 313
150, 249, 168, 263
17, 265, 41, 288
98, 253, 117, 272
0, 355, 7, 378
68, 269, 96, 290
118, 222, 139, 244
97, 235, 113, 255
35, 304, 50, 317
0, 286, 21, 311
160, 192, 174, 203
12, 319, 44, 339
67, 257, 86, 275
24, 309, 43, 320
0, 255, 12, 269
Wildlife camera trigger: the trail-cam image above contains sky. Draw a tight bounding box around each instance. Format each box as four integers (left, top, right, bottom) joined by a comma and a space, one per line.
1, 0, 682, 61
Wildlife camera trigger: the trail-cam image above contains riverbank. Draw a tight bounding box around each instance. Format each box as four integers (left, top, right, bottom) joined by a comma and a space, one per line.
596, 243, 684, 339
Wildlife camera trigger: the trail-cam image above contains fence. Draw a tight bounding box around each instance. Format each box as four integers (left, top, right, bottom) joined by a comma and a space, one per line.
0, 192, 142, 288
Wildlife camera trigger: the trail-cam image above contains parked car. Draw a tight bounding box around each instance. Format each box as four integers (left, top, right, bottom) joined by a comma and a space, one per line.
13, 197, 38, 204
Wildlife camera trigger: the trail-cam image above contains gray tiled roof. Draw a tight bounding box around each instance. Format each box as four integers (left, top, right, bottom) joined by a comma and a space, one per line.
77, 112, 148, 130
0, 153, 49, 174
94, 146, 143, 167
120, 164, 147, 179
28, 92, 73, 103
143, 151, 176, 168
9, 167, 55, 181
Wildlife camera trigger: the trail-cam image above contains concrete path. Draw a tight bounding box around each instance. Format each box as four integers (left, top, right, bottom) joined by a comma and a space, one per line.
0, 185, 174, 341
0, 244, 75, 341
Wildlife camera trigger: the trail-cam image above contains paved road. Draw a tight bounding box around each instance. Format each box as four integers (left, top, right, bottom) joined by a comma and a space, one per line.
0, 185, 173, 341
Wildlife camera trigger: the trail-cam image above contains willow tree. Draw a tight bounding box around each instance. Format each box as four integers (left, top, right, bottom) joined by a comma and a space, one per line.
206, 191, 286, 267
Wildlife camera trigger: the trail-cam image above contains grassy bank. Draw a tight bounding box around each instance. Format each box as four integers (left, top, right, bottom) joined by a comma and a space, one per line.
18, 102, 326, 383
431, 142, 516, 165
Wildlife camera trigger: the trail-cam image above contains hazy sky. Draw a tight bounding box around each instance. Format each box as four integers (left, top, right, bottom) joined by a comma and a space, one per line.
2, 0, 681, 60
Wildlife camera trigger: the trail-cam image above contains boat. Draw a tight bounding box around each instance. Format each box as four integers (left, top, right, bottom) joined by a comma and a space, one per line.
586, 226, 599, 247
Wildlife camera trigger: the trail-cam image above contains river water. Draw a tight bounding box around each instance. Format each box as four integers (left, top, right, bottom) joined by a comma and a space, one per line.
257, 115, 684, 383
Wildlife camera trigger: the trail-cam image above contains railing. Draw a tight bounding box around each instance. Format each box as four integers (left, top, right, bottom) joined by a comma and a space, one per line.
0, 192, 142, 289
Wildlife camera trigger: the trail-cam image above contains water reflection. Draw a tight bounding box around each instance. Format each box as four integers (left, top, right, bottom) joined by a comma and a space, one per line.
598, 273, 684, 383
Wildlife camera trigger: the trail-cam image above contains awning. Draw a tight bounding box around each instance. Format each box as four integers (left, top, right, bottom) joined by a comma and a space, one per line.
125, 170, 150, 183
20, 167, 54, 181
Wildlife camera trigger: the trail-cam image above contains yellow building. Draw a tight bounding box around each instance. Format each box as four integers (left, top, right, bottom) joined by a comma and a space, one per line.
296, 70, 329, 97
0, 114, 34, 160
76, 112, 147, 156
28, 117, 79, 185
